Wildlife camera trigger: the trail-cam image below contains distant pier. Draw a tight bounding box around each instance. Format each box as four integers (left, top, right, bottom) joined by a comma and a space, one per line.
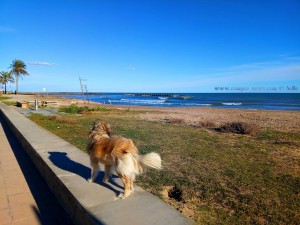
134, 93, 175, 97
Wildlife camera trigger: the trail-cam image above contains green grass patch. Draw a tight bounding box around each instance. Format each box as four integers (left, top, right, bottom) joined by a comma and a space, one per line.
0, 96, 16, 106
59, 104, 110, 114
2, 101, 17, 106
28, 111, 300, 225
0, 96, 11, 101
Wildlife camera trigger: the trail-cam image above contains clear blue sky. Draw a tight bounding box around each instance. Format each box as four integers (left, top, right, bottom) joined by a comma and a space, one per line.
1, 0, 299, 93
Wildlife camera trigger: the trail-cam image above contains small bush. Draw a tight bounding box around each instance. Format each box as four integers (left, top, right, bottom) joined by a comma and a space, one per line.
94, 107, 110, 112
215, 122, 258, 135
60, 104, 82, 114
59, 104, 109, 114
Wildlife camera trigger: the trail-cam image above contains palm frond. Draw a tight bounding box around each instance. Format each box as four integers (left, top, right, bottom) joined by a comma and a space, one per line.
0, 71, 14, 83
10, 59, 29, 76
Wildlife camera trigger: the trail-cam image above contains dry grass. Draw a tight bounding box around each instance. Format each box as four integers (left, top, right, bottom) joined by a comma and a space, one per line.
48, 116, 79, 124
166, 118, 258, 135
197, 121, 217, 129
162, 117, 185, 125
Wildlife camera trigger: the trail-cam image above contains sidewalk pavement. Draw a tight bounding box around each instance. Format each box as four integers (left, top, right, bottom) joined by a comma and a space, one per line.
0, 116, 73, 225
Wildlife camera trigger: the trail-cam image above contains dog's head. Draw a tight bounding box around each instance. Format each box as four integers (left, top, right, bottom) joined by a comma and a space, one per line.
92, 121, 112, 136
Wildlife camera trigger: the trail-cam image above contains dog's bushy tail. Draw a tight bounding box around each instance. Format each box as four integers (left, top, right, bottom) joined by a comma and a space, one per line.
139, 152, 162, 170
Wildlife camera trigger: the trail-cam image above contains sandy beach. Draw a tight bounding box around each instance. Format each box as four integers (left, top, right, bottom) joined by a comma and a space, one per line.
2, 93, 300, 132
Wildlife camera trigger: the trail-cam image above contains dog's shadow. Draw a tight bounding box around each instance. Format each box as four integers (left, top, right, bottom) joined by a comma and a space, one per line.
48, 152, 123, 195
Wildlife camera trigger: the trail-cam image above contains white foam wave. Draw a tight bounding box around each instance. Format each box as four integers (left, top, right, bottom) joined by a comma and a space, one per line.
222, 102, 243, 106
111, 99, 168, 105
198, 104, 212, 106
183, 103, 212, 106
158, 97, 168, 100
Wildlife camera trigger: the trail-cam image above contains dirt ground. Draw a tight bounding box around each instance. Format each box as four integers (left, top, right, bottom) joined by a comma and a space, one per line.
134, 107, 300, 132
3, 93, 300, 132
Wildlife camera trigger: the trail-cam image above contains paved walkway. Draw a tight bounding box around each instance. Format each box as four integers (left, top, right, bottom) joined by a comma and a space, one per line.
0, 117, 73, 225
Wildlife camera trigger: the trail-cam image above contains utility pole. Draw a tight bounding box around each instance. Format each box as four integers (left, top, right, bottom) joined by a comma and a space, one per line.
79, 77, 89, 102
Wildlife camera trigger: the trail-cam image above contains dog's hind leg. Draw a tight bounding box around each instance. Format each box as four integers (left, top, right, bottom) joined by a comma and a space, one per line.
130, 179, 134, 191
88, 158, 99, 183
118, 176, 132, 199
103, 165, 112, 183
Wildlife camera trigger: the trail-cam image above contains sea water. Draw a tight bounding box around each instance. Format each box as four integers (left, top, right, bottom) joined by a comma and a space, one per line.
59, 93, 300, 111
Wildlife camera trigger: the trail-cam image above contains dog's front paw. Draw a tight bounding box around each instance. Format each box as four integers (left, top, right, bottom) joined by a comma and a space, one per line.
87, 178, 93, 183
118, 193, 126, 199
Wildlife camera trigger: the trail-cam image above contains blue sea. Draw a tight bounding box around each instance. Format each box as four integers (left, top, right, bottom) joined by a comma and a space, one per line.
58, 93, 300, 111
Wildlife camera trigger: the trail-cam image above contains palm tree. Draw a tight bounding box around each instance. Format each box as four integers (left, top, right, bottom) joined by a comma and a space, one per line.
0, 71, 14, 94
9, 59, 29, 94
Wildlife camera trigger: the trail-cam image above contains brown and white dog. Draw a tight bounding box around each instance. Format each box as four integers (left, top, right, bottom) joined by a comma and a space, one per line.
87, 121, 162, 199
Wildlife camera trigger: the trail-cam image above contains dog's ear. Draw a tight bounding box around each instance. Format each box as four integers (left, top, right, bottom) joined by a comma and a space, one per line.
101, 122, 112, 136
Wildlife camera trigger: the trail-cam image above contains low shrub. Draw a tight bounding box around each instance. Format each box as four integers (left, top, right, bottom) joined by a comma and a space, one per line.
215, 122, 258, 135
59, 104, 82, 114
59, 104, 109, 114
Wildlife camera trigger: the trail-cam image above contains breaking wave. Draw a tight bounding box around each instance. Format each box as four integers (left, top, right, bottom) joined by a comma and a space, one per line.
222, 102, 243, 106
111, 99, 169, 105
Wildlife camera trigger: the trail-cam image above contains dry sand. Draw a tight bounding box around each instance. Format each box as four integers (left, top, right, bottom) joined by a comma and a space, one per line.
3, 93, 86, 107
3, 93, 300, 132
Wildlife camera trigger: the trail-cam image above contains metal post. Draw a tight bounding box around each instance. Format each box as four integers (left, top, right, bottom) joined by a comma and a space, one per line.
35, 99, 38, 111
